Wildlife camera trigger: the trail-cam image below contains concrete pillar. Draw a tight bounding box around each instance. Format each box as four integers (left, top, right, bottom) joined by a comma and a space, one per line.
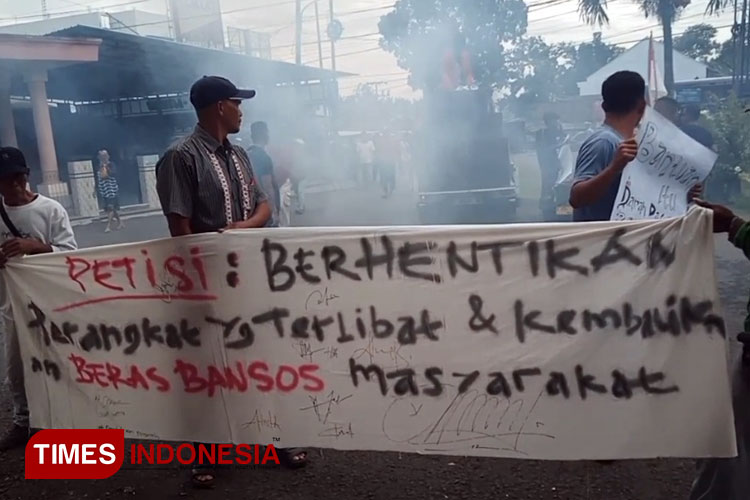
25, 68, 59, 183
25, 67, 70, 208
67, 160, 99, 218
137, 154, 161, 210
0, 73, 17, 148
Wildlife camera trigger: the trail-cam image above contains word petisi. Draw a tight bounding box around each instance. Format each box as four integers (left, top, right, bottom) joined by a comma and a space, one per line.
65, 246, 208, 294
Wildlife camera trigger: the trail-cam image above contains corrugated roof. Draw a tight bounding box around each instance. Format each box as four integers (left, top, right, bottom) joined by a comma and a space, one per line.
8, 25, 352, 101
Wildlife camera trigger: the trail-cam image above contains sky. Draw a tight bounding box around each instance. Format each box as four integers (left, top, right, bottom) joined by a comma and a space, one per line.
0, 0, 738, 98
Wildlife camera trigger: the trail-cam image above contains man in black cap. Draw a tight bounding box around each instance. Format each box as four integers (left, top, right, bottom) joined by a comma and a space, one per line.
156, 75, 271, 236
0, 147, 77, 452
156, 77, 308, 487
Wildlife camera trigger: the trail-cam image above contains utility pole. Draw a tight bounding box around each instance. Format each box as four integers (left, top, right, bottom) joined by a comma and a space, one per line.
314, 1, 324, 69
165, 0, 174, 39
329, 0, 337, 72
295, 0, 302, 65
41, 0, 49, 19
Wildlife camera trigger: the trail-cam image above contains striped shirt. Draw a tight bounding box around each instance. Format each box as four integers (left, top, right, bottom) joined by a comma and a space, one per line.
156, 125, 267, 233
97, 164, 119, 199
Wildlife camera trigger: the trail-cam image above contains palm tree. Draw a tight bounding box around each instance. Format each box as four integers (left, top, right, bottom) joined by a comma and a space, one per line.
577, 0, 695, 95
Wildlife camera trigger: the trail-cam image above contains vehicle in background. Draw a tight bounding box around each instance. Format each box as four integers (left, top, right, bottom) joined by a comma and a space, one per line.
415, 89, 518, 224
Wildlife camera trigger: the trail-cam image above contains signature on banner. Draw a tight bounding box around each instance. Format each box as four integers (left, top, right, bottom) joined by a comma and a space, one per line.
381, 389, 552, 455
305, 287, 340, 311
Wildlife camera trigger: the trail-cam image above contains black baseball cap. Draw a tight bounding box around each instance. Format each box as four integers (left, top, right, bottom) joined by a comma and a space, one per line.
189, 76, 256, 110
0, 147, 29, 177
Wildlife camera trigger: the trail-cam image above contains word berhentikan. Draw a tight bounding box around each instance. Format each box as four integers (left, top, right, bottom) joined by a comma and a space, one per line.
34, 443, 280, 466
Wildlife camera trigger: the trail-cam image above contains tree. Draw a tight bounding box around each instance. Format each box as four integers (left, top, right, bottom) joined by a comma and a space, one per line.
711, 38, 735, 75
707, 93, 750, 175
566, 33, 624, 88
674, 23, 719, 62
578, 0, 693, 95
505, 37, 574, 112
338, 84, 416, 130
378, 0, 528, 91
503, 33, 623, 114
705, 93, 750, 200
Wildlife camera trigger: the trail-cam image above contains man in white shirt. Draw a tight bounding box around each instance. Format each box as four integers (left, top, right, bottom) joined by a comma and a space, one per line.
356, 134, 376, 185
0, 147, 77, 451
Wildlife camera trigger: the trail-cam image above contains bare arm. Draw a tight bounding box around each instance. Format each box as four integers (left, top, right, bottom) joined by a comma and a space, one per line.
569, 137, 637, 209
259, 175, 277, 215
166, 214, 193, 237
569, 164, 623, 208
232, 201, 271, 229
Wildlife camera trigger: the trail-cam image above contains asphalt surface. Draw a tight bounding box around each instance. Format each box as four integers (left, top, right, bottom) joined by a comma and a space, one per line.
0, 177, 747, 500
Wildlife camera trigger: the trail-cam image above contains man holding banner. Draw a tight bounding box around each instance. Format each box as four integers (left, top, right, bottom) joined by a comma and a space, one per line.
156, 76, 271, 237
156, 76, 307, 487
0, 147, 77, 451
690, 199, 750, 500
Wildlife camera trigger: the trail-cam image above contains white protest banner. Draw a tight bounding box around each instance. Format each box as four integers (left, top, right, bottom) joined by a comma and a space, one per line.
611, 107, 717, 221
5, 208, 736, 460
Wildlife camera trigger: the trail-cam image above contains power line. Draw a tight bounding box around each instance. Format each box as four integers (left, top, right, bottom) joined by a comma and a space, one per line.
58, 0, 94, 9
529, 7, 580, 25
602, 11, 707, 41
270, 31, 379, 50
298, 45, 381, 65
0, 0, 147, 22
332, 4, 395, 17
244, 4, 393, 35
103, 0, 299, 31
609, 22, 734, 46
531, 9, 715, 39
346, 71, 409, 78
528, 0, 576, 12
338, 74, 409, 89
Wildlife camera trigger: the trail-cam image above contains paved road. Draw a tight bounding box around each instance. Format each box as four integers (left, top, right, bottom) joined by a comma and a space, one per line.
0, 183, 747, 499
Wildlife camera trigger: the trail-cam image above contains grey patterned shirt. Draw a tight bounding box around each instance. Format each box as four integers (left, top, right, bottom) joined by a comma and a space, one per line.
156, 125, 267, 233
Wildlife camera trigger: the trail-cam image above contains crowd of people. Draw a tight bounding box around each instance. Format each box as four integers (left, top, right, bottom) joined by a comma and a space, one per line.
354, 131, 414, 197
0, 71, 747, 496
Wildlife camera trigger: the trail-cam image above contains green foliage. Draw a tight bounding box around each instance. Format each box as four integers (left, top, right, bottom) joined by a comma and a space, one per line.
506, 37, 573, 108
673, 23, 720, 62
572, 33, 624, 82
339, 84, 416, 130
378, 0, 528, 90
504, 34, 622, 114
711, 39, 734, 75
706, 94, 750, 175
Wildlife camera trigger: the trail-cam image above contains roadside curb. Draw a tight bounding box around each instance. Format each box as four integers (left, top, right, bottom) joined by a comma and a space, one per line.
72, 208, 161, 227
70, 181, 358, 227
